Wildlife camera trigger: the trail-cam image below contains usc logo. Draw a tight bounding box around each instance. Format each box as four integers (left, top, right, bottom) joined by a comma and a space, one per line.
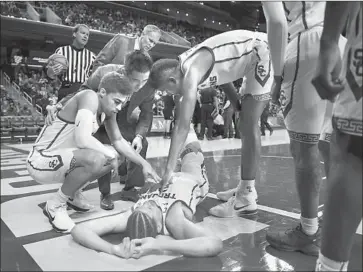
353, 48, 363, 77
257, 65, 267, 77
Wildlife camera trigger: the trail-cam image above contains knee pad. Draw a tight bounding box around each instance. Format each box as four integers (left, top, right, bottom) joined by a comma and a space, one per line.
180, 141, 202, 161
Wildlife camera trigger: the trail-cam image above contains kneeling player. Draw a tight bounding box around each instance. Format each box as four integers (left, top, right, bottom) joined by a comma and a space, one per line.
26, 72, 160, 233
71, 126, 223, 258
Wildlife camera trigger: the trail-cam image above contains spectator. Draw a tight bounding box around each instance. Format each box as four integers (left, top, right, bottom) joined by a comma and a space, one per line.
6, 101, 19, 116
18, 104, 32, 116
260, 102, 273, 136
222, 97, 234, 138
162, 93, 175, 139
199, 87, 219, 140
213, 109, 225, 138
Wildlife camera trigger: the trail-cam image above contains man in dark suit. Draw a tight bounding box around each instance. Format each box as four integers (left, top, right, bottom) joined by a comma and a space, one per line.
91, 25, 162, 73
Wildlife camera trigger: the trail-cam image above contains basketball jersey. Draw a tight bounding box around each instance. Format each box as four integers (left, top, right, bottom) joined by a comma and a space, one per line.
33, 111, 105, 152
178, 30, 268, 90
333, 3, 362, 136
283, 1, 326, 40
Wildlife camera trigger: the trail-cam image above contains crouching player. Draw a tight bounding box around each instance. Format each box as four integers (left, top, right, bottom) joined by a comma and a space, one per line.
26, 72, 160, 233
71, 125, 223, 258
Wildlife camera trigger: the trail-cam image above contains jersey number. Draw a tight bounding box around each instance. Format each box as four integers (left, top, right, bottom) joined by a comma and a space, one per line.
209, 76, 217, 87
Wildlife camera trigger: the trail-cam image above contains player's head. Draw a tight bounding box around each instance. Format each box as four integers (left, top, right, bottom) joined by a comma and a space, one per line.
139, 25, 162, 52
126, 201, 163, 239
124, 50, 153, 92
73, 24, 90, 47
149, 59, 181, 95
98, 72, 133, 115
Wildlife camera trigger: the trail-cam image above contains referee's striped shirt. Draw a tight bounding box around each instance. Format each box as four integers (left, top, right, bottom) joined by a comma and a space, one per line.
55, 45, 96, 83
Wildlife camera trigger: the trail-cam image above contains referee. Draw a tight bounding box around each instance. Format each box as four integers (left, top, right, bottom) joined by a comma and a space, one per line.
49, 24, 96, 101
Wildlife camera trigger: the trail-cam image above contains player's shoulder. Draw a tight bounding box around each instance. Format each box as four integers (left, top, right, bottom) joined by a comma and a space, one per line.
77, 89, 98, 102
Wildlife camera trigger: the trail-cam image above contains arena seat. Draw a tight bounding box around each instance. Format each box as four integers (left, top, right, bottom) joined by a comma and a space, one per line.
10, 116, 26, 142
23, 116, 40, 140
0, 117, 12, 139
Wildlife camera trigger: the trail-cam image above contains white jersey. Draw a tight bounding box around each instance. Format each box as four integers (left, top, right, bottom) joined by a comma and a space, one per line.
33, 112, 104, 152
333, 3, 362, 136
178, 30, 269, 90
283, 1, 326, 40
133, 172, 208, 236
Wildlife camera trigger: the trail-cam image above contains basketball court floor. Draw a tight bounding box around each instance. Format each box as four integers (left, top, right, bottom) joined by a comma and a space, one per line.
1, 130, 362, 271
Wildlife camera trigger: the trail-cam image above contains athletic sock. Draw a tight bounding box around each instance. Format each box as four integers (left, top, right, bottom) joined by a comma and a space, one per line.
300, 216, 319, 236
51, 188, 69, 204
316, 252, 349, 271
237, 179, 255, 194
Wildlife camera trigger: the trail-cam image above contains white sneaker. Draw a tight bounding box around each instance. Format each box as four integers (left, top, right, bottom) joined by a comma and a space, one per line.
209, 193, 258, 218
67, 191, 95, 212
216, 188, 237, 201
43, 201, 75, 233
216, 187, 258, 202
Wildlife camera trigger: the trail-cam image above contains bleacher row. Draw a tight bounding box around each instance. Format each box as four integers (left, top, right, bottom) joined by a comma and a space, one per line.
1, 115, 45, 143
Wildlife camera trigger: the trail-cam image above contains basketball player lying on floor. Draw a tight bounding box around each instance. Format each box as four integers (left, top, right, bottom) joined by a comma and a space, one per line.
26, 72, 160, 233
71, 125, 223, 258
149, 29, 274, 217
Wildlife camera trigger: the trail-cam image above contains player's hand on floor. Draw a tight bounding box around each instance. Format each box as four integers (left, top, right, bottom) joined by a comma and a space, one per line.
142, 162, 161, 183
312, 42, 345, 102
132, 237, 158, 259
45, 105, 58, 126
112, 237, 138, 259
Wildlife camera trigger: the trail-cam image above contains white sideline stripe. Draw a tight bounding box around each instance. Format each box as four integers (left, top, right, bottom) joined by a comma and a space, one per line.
207, 193, 362, 235
204, 155, 293, 159
1, 165, 27, 170
15, 170, 29, 176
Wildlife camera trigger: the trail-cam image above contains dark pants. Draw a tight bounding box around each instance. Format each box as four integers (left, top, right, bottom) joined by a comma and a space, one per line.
223, 107, 234, 138
94, 105, 149, 195
260, 113, 273, 135
200, 104, 214, 138
57, 83, 82, 101
233, 112, 240, 138
213, 124, 224, 137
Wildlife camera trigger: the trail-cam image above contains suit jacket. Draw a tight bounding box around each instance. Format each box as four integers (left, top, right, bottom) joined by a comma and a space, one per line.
92, 34, 137, 73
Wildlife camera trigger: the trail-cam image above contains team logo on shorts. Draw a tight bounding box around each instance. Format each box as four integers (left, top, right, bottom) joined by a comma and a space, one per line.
347, 47, 363, 101
255, 60, 271, 87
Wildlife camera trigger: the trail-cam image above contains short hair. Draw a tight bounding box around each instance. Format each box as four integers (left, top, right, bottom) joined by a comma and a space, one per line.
98, 71, 133, 96
142, 25, 162, 36
126, 209, 158, 239
125, 50, 153, 75
149, 58, 179, 89
73, 24, 89, 34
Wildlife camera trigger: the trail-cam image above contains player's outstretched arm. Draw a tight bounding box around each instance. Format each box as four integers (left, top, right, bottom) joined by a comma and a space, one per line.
163, 76, 198, 183
132, 208, 223, 258
71, 210, 133, 257
105, 114, 161, 183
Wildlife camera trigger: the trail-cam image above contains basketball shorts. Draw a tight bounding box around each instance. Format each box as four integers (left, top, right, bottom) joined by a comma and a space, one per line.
320, 101, 334, 142
280, 26, 347, 144
27, 147, 77, 184
332, 37, 362, 138
241, 41, 273, 101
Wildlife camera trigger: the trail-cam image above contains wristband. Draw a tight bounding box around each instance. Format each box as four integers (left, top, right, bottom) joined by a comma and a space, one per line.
136, 134, 143, 140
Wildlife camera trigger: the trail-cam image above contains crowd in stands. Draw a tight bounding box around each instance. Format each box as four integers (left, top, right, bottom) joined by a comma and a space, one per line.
15, 69, 59, 115
1, 85, 33, 117
1, 1, 221, 46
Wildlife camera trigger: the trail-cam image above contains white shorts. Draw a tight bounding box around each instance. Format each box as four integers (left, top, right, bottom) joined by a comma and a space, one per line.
241, 40, 273, 101
332, 36, 362, 137
27, 148, 77, 184
320, 101, 334, 142
280, 26, 347, 143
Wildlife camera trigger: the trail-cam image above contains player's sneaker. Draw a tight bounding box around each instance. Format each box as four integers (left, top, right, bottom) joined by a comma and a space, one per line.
67, 190, 94, 212
43, 201, 75, 233
217, 187, 258, 202
266, 224, 321, 256
209, 193, 258, 218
